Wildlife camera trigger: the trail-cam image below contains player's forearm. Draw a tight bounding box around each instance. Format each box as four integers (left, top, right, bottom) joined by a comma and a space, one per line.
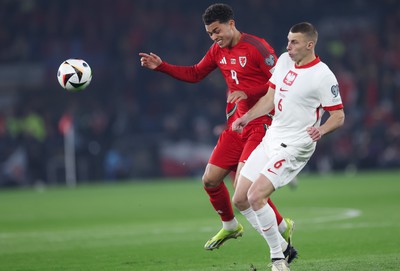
243, 84, 269, 98
243, 88, 275, 123
155, 62, 208, 83
319, 109, 345, 136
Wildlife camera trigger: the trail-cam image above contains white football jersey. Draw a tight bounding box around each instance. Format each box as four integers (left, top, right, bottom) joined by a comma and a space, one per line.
265, 52, 343, 152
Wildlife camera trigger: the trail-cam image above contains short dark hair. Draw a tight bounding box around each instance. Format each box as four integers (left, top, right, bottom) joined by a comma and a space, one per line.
202, 3, 234, 25
290, 22, 318, 43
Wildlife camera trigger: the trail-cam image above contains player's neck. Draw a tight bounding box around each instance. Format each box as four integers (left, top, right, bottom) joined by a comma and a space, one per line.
230, 30, 242, 48
296, 53, 316, 66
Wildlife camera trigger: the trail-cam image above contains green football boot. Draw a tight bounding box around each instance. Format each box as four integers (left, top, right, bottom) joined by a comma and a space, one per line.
282, 218, 298, 263
281, 218, 295, 243
204, 224, 244, 250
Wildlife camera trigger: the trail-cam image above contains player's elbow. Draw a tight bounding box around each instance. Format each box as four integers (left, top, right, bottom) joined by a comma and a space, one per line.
336, 110, 345, 128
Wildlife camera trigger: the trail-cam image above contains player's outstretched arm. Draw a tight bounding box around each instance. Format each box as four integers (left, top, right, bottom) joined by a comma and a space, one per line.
139, 52, 162, 70
232, 86, 275, 133
307, 108, 345, 141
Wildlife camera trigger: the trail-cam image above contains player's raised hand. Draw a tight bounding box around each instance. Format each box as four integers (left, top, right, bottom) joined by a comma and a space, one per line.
227, 91, 248, 104
139, 52, 162, 70
306, 126, 322, 141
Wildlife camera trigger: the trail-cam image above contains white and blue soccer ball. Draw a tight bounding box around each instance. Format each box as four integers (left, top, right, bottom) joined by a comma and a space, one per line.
57, 59, 92, 92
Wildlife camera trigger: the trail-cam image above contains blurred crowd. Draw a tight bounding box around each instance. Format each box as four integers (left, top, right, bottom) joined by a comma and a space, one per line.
0, 0, 399, 187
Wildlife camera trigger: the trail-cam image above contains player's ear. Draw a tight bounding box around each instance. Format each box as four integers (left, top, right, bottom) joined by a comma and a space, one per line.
307, 41, 314, 50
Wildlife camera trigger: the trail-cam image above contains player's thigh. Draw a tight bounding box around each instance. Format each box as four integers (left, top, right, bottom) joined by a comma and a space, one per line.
209, 129, 243, 172
239, 125, 265, 163
240, 143, 268, 183
261, 150, 308, 190
247, 174, 275, 209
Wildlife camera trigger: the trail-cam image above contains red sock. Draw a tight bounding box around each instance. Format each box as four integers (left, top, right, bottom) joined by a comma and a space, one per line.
268, 198, 283, 224
204, 182, 235, 222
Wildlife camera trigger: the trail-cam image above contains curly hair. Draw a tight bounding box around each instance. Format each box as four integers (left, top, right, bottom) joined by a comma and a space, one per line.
202, 3, 234, 25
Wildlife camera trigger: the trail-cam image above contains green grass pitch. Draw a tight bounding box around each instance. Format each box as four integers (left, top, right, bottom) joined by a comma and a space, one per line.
1, 170, 400, 270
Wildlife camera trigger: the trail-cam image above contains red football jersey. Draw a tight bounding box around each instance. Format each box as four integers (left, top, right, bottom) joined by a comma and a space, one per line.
156, 33, 277, 126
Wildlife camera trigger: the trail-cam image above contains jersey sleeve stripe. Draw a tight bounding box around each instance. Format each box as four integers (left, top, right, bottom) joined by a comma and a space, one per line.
323, 104, 344, 111
267, 81, 276, 89
242, 35, 272, 58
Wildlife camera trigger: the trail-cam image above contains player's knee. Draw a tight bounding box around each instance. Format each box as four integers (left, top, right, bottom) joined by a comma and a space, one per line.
232, 193, 247, 210
247, 190, 263, 210
201, 173, 222, 188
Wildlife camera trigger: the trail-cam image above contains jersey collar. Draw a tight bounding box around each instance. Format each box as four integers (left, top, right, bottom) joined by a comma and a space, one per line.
294, 55, 320, 69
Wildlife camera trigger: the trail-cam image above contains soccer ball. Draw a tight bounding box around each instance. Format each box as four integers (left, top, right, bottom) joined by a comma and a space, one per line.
57, 59, 92, 92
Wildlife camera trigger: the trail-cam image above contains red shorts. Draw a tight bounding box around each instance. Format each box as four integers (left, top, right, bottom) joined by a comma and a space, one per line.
209, 124, 267, 172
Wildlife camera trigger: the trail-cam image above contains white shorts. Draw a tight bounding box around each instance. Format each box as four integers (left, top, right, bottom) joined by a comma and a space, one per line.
241, 140, 314, 189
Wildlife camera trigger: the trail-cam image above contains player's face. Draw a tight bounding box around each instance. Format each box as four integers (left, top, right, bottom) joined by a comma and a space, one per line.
286, 32, 313, 65
205, 20, 235, 48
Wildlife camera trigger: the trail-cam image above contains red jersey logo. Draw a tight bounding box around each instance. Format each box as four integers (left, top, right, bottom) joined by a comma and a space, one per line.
239, 56, 247, 67
283, 70, 298, 86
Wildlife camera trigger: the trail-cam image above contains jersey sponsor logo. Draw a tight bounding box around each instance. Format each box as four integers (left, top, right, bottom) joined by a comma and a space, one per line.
331, 84, 339, 97
283, 70, 298, 86
265, 55, 275, 66
230, 58, 236, 64
220, 57, 227, 64
239, 56, 247, 67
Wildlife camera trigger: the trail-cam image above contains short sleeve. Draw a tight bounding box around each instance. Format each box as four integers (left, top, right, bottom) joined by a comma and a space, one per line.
319, 72, 343, 110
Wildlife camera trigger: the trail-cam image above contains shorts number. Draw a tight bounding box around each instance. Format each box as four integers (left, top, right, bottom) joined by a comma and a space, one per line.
267, 159, 286, 175
274, 159, 286, 169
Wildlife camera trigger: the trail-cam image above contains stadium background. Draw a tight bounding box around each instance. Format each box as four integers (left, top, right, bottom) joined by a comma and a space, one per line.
1, 0, 399, 187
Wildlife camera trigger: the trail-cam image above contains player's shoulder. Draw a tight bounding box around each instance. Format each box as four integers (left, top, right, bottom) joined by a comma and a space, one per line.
315, 57, 336, 77
278, 52, 291, 61
207, 42, 223, 59
241, 33, 271, 48
240, 33, 274, 55
276, 52, 293, 67
241, 33, 266, 43
208, 42, 220, 53
319, 59, 333, 71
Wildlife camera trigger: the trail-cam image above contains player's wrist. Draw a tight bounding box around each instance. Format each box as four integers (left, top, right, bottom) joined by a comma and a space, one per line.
242, 113, 252, 125
315, 127, 325, 140
154, 61, 166, 71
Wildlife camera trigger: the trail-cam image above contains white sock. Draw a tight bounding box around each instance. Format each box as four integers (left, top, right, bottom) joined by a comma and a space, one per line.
254, 204, 285, 259
240, 207, 263, 235
242, 207, 288, 251
222, 217, 239, 231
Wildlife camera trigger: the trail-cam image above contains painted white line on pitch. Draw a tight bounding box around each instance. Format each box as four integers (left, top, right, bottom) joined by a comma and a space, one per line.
0, 207, 363, 242
302, 207, 362, 223
199, 207, 363, 232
